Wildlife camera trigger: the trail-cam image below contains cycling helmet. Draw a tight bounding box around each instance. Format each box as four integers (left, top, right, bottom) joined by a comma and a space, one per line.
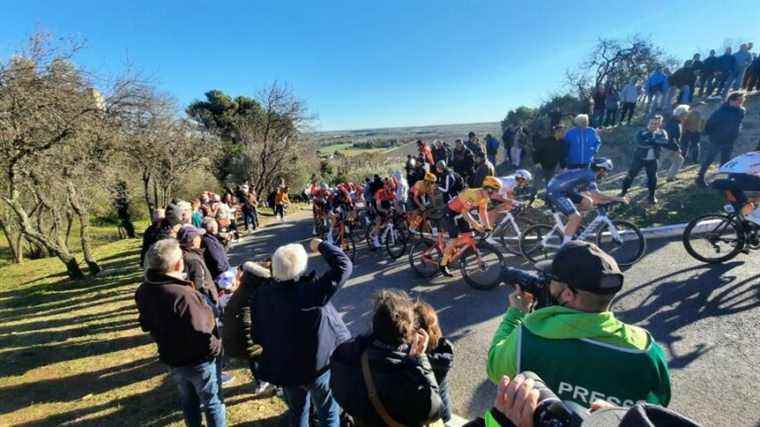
436, 160, 447, 169
590, 157, 614, 172
424, 172, 437, 183
514, 169, 533, 182
482, 176, 503, 191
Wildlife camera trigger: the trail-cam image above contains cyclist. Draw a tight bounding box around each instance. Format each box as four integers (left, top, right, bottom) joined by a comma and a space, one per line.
546, 157, 627, 245
439, 176, 503, 277
369, 178, 397, 249
714, 150, 760, 226
409, 172, 438, 213
391, 171, 409, 210
488, 169, 533, 225
309, 182, 331, 235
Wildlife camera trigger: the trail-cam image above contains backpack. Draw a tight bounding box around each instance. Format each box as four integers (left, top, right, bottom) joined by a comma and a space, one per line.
449, 171, 465, 196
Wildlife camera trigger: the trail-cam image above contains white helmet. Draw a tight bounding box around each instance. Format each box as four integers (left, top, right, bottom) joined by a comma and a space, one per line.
590, 157, 614, 172
719, 152, 760, 177
514, 169, 533, 182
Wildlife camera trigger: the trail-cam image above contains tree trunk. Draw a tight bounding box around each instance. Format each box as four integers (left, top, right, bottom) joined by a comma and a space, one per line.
0, 216, 22, 263
65, 209, 74, 247
67, 184, 101, 275
152, 180, 160, 212
142, 171, 154, 218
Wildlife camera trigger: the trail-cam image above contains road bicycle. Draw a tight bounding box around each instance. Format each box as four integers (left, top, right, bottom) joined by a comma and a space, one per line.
519, 200, 646, 266
365, 209, 410, 259
683, 200, 760, 263
408, 228, 504, 290
490, 188, 539, 254
326, 212, 357, 261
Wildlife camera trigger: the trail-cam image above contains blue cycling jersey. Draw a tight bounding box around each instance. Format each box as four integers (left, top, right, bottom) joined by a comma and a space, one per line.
547, 168, 599, 195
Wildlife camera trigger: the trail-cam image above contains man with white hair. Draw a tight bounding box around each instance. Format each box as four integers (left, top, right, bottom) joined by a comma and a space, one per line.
252, 238, 352, 427
563, 114, 602, 170
135, 239, 225, 427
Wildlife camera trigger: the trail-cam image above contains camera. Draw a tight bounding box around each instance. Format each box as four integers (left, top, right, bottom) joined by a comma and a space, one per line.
501, 266, 552, 307
495, 371, 587, 427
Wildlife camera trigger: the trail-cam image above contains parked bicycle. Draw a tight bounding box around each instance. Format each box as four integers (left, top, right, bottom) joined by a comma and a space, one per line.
519, 200, 646, 266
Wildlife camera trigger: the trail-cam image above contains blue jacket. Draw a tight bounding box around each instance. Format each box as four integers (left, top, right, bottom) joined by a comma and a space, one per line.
705, 103, 745, 146
563, 127, 601, 166
486, 136, 500, 155
251, 241, 352, 386
646, 71, 668, 92
201, 233, 230, 279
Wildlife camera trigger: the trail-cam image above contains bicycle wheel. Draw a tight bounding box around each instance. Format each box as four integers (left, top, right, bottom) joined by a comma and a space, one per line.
519, 224, 563, 263
460, 241, 504, 290
339, 232, 356, 261
595, 220, 646, 266
409, 239, 442, 278
385, 225, 408, 259
683, 214, 745, 263
497, 220, 522, 255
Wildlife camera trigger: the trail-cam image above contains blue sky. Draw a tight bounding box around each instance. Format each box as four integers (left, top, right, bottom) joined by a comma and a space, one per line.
1, 1, 759, 130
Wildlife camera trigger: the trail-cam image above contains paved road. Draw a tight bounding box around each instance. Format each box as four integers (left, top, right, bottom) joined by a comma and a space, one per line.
231, 209, 760, 426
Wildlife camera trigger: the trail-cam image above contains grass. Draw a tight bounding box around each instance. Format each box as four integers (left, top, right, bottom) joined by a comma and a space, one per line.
0, 224, 288, 425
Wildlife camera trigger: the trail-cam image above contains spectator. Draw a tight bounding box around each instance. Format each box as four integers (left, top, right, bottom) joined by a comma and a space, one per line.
414, 301, 454, 425
431, 140, 446, 164
405, 156, 417, 184
436, 160, 463, 204
274, 185, 290, 222
470, 152, 496, 188
177, 226, 219, 307
485, 134, 500, 166
563, 114, 601, 169
225, 261, 271, 394
191, 199, 203, 228
501, 126, 516, 165
591, 86, 606, 127
441, 141, 453, 165
744, 53, 760, 91
699, 49, 720, 96
603, 86, 620, 127
697, 91, 747, 186
407, 159, 425, 187
620, 115, 670, 204
240, 188, 259, 231
157, 200, 193, 242
662, 68, 676, 110
682, 102, 706, 164
663, 105, 690, 182
252, 239, 352, 427
201, 218, 231, 280
645, 67, 668, 115
671, 60, 697, 103
690, 52, 704, 93
451, 139, 475, 181
417, 140, 435, 166
331, 290, 443, 426
466, 131, 483, 155
716, 47, 736, 96
135, 239, 225, 427
618, 79, 642, 125
509, 127, 528, 168
488, 241, 671, 408
140, 208, 165, 267
730, 43, 753, 91
532, 125, 567, 183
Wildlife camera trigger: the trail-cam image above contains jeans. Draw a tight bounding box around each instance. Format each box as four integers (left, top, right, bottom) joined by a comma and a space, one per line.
621, 157, 658, 198
242, 209, 258, 230
619, 102, 636, 124
646, 92, 663, 116
275, 204, 286, 220
439, 377, 453, 423
282, 370, 340, 427
603, 108, 618, 126
170, 359, 226, 427
698, 141, 734, 179
681, 131, 701, 163
663, 149, 684, 180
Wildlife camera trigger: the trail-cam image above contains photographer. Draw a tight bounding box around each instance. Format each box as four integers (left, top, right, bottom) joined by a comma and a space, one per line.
488, 241, 671, 409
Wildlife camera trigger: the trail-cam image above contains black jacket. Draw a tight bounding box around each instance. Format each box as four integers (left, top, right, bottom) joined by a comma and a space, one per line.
451, 147, 475, 179
632, 129, 671, 160
469, 160, 495, 188
140, 223, 162, 266
202, 233, 230, 279
134, 271, 222, 367
532, 136, 567, 170
224, 261, 270, 360
428, 338, 454, 386
330, 334, 443, 426
705, 103, 746, 146
718, 53, 736, 74
182, 246, 219, 305
664, 117, 683, 151
701, 55, 719, 74
252, 241, 352, 386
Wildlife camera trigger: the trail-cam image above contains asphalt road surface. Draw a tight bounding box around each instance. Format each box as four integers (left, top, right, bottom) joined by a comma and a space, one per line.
231, 209, 760, 426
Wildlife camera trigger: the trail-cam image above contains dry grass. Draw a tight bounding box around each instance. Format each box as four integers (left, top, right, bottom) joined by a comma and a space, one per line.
0, 232, 287, 426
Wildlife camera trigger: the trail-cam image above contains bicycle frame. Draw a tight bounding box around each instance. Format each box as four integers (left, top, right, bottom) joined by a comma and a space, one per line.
420, 232, 480, 268
539, 208, 621, 249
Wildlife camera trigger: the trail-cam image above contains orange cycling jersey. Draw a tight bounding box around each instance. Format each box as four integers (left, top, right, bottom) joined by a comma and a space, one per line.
375, 188, 396, 204
410, 180, 435, 198
447, 188, 488, 213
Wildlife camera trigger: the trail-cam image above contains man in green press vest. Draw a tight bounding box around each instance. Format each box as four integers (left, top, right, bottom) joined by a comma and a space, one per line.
487, 241, 671, 409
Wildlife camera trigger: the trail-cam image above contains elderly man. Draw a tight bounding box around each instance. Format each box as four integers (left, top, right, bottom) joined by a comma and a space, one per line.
135, 239, 225, 427
177, 226, 218, 307
140, 208, 165, 267
563, 114, 602, 170
201, 217, 231, 281
252, 238, 352, 427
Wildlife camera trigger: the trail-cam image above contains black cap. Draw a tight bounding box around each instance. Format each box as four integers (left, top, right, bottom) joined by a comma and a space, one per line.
176, 226, 205, 245
535, 241, 623, 294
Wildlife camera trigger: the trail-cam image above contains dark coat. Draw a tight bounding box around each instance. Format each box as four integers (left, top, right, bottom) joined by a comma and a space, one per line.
202, 233, 230, 279
705, 103, 746, 146
701, 55, 719, 74
469, 160, 495, 188
532, 135, 567, 170
140, 223, 162, 266
134, 271, 222, 367
330, 334, 443, 427
223, 261, 270, 360
664, 117, 683, 151
428, 338, 454, 385
632, 129, 671, 160
451, 147, 475, 179
252, 241, 352, 386
182, 246, 219, 305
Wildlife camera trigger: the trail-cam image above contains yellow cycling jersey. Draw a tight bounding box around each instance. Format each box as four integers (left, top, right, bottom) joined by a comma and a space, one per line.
448, 188, 488, 213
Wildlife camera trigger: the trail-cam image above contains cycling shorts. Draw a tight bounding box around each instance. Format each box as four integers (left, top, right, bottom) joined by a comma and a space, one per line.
548, 191, 584, 216
446, 207, 471, 238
